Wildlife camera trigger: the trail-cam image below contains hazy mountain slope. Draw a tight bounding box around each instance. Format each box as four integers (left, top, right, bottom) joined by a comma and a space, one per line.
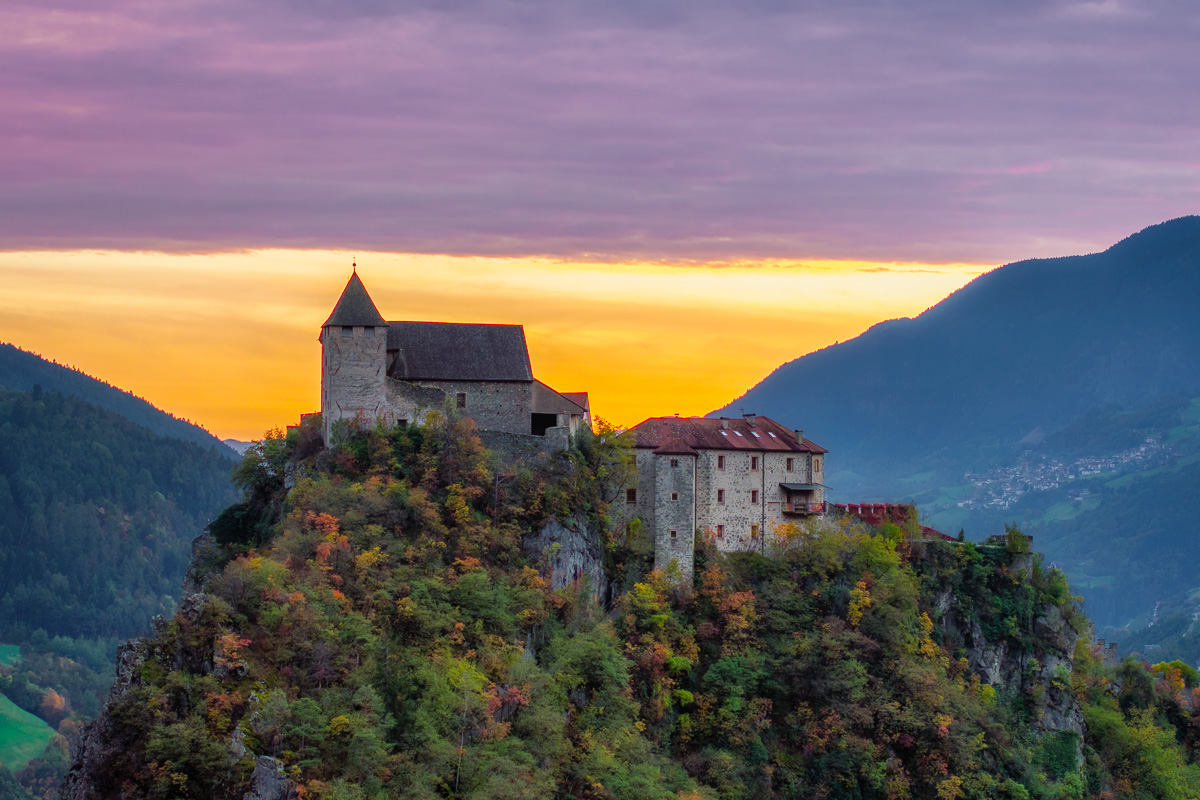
0, 343, 235, 457
0, 386, 237, 643
715, 216, 1200, 489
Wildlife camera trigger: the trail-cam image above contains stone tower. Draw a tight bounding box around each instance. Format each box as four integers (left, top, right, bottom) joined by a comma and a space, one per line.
320, 271, 390, 443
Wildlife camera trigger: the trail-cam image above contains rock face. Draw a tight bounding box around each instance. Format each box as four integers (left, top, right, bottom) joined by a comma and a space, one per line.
243, 757, 293, 800
524, 516, 606, 600
940, 586, 1085, 762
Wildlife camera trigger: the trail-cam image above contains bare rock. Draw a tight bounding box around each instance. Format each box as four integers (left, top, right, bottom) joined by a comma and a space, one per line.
243, 756, 295, 800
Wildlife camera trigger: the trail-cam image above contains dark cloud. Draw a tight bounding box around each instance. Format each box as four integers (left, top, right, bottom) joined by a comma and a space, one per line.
1, 0, 1198, 261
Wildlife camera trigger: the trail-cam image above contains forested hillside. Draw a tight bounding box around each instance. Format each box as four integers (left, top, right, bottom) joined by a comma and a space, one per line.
0, 343, 235, 455
0, 386, 236, 795
63, 416, 1200, 799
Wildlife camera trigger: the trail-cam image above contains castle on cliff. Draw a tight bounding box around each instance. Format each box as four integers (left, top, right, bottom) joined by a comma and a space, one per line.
319, 271, 590, 450
318, 270, 836, 580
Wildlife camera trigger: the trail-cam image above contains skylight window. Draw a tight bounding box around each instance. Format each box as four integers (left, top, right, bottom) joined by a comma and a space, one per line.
720, 430, 729, 436
768, 432, 777, 438
751, 432, 760, 438
734, 431, 743, 437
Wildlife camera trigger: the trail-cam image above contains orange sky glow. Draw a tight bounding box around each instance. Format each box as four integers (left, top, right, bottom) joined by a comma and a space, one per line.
0, 250, 992, 441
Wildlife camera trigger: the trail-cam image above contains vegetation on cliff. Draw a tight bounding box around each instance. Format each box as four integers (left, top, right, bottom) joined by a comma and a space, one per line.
0, 385, 237, 795
63, 415, 1200, 799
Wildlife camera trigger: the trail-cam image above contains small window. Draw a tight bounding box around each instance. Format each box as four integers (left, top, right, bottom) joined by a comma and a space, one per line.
669, 529, 678, 540
751, 524, 760, 539
341, 325, 353, 337
751, 456, 759, 470
626, 488, 637, 505
456, 392, 467, 409
365, 327, 375, 338
671, 492, 679, 502
717, 489, 725, 504
751, 489, 759, 503
670, 458, 679, 468
786, 457, 794, 471
716, 524, 724, 538
397, 419, 408, 429
717, 455, 725, 470
814, 457, 822, 472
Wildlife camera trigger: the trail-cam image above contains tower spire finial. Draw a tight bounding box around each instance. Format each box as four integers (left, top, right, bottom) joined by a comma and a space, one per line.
352, 256, 357, 275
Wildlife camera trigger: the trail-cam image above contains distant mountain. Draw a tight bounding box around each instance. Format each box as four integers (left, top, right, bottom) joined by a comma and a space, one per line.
716, 216, 1200, 489
0, 343, 236, 458
715, 217, 1200, 629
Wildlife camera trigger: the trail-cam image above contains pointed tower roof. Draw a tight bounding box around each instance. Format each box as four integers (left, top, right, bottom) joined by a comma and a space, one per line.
322, 271, 387, 327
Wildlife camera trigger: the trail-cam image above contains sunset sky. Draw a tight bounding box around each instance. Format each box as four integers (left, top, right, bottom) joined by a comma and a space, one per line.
2, 0, 1198, 439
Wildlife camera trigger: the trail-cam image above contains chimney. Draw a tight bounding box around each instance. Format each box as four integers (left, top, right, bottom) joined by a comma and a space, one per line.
720, 419, 730, 429
795, 429, 803, 443
743, 412, 756, 426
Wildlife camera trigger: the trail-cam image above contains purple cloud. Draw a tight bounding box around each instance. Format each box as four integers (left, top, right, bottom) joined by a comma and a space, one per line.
1, 0, 1198, 261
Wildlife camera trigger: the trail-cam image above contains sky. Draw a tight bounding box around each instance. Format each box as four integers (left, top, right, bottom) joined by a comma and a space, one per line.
1, 0, 1198, 438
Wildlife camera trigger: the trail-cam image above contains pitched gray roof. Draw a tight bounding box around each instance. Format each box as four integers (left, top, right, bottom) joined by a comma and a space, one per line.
322, 273, 387, 328
532, 380, 588, 415
387, 321, 533, 382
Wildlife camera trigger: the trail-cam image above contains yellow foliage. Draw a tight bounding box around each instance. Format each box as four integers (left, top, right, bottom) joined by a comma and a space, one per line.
936, 775, 963, 800
848, 578, 872, 627
355, 547, 387, 574
328, 715, 352, 737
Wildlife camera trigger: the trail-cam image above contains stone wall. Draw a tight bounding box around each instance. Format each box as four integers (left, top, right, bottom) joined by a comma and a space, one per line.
652, 453, 697, 579
385, 379, 447, 425
321, 324, 389, 443
478, 427, 571, 463
414, 379, 532, 435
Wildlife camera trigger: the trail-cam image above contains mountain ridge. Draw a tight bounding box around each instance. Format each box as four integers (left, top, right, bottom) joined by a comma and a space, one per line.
0, 343, 236, 457
714, 216, 1200, 486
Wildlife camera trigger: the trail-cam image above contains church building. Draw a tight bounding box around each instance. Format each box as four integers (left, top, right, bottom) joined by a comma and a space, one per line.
319, 272, 589, 448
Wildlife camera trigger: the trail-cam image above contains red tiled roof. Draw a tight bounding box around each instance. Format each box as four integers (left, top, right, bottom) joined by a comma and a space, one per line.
627, 415, 828, 454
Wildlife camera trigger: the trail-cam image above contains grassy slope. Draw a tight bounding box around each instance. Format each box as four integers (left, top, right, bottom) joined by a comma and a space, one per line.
0, 694, 54, 772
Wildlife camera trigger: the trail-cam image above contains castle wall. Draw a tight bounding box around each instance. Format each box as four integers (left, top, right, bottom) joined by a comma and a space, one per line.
652, 453, 697, 579
321, 325, 389, 443
385, 379, 447, 426
478, 427, 572, 463
409, 379, 532, 435
695, 449, 768, 553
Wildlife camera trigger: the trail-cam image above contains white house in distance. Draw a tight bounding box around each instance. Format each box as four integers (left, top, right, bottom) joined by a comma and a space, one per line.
617, 414, 828, 579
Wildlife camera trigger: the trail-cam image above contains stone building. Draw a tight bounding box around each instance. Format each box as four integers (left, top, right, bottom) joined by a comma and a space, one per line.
617, 414, 828, 579
320, 272, 589, 447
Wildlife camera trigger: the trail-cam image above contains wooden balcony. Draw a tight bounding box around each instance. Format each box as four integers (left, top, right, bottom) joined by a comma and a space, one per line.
783, 502, 825, 515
